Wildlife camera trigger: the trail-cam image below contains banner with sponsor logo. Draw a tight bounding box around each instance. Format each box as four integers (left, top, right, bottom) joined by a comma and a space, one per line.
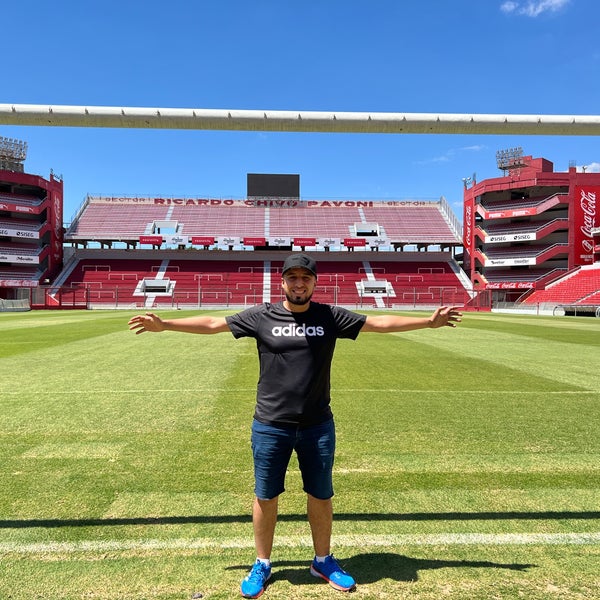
484, 207, 538, 219
0, 201, 37, 213
573, 185, 597, 265
217, 236, 240, 246
191, 236, 215, 246
463, 196, 474, 272
139, 235, 163, 245
0, 279, 39, 287
0, 253, 39, 264
485, 257, 537, 267
343, 238, 367, 247
484, 232, 536, 243
268, 236, 291, 247
243, 237, 266, 247
317, 237, 340, 247
164, 235, 189, 246
485, 281, 535, 289
368, 237, 389, 247
293, 237, 317, 247
0, 227, 38, 239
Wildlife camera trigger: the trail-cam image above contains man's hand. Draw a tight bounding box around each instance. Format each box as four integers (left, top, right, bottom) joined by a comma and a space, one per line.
428, 306, 462, 329
128, 312, 165, 334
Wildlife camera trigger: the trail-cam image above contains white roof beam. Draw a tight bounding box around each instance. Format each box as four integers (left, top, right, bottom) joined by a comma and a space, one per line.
1, 103, 600, 135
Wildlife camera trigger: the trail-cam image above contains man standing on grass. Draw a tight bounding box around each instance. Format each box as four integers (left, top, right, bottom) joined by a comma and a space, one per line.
129, 253, 462, 598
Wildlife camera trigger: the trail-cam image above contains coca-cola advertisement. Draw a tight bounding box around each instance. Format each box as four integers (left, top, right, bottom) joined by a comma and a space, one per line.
462, 196, 474, 272
573, 186, 597, 265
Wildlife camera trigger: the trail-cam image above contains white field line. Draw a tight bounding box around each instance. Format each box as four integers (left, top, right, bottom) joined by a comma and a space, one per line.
1, 389, 598, 395
1, 532, 600, 555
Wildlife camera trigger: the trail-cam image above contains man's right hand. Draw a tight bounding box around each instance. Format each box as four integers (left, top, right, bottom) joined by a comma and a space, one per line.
128, 312, 165, 334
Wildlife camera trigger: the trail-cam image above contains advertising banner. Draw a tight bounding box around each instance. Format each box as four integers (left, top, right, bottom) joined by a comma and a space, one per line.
268, 236, 291, 246
293, 237, 317, 246
484, 207, 538, 219
343, 238, 367, 247
0, 226, 38, 239
0, 253, 39, 264
0, 279, 39, 287
369, 238, 389, 247
318, 237, 340, 247
463, 196, 474, 272
191, 236, 215, 246
164, 235, 189, 246
0, 201, 37, 214
484, 257, 537, 267
573, 185, 597, 265
139, 235, 163, 245
217, 236, 240, 246
484, 232, 536, 243
485, 281, 535, 289
243, 237, 266, 247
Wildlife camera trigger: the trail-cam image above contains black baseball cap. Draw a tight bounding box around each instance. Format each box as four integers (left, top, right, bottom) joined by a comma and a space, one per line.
282, 254, 317, 277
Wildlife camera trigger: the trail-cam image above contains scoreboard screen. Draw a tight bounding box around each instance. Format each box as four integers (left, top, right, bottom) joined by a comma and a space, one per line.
247, 173, 299, 198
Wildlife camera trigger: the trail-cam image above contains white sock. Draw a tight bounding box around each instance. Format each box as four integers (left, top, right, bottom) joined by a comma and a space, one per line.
257, 557, 271, 566
315, 554, 329, 563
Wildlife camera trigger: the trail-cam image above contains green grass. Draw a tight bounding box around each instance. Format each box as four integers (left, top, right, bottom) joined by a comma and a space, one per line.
0, 309, 599, 599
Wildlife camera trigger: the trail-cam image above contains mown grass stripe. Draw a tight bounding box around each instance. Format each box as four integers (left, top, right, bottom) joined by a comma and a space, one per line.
2, 532, 599, 554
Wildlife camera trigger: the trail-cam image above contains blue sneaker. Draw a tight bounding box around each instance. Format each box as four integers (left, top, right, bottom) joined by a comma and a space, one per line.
310, 554, 356, 591
240, 560, 272, 598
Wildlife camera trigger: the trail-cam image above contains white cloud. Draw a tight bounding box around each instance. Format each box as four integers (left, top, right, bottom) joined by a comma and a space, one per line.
415, 145, 486, 166
460, 144, 486, 152
577, 162, 600, 173
500, 1, 519, 13
500, 0, 570, 17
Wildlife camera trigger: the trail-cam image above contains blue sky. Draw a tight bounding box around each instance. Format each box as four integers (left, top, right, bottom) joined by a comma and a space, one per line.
2, 0, 599, 222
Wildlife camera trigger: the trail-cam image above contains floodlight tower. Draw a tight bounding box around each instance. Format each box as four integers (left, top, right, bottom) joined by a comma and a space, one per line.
0, 136, 28, 172
495, 146, 527, 176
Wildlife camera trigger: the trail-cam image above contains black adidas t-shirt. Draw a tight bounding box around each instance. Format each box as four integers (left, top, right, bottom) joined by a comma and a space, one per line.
226, 301, 366, 427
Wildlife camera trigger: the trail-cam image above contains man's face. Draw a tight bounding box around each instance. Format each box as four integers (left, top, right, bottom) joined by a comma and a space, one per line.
281, 267, 316, 307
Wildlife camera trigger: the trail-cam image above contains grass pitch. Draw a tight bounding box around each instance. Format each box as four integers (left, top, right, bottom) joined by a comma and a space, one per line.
0, 309, 599, 599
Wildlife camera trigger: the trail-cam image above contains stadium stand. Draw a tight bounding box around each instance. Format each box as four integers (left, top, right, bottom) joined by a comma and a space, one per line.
64, 196, 462, 251
269, 207, 357, 238
67, 202, 172, 239
361, 205, 458, 243
53, 194, 469, 309
522, 266, 600, 305
55, 250, 470, 310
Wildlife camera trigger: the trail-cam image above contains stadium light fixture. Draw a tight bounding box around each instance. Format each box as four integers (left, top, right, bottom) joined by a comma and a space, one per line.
0, 135, 28, 172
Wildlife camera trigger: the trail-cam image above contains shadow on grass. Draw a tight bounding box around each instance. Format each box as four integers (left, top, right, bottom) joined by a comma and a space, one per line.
229, 553, 536, 587
0, 510, 598, 529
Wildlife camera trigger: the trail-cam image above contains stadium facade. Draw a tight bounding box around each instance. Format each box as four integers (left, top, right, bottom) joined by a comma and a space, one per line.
462, 149, 600, 313
0, 137, 64, 304
1, 137, 598, 313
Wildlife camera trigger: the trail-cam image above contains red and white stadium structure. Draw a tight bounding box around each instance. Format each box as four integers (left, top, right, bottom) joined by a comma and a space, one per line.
0, 133, 599, 314
463, 149, 600, 315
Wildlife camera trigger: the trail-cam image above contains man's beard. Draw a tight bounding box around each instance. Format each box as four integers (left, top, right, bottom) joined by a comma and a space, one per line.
285, 290, 313, 306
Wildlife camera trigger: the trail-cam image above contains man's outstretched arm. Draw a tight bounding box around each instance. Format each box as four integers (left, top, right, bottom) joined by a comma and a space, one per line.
361, 306, 462, 334
128, 312, 231, 335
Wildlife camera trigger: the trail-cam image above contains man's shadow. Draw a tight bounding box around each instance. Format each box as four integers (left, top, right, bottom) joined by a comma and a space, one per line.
231, 552, 535, 587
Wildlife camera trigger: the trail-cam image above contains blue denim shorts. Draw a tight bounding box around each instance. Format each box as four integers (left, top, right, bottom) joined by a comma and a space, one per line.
251, 418, 336, 500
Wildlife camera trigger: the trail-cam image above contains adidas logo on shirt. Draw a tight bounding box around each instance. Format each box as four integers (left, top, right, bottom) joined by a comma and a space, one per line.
271, 324, 325, 337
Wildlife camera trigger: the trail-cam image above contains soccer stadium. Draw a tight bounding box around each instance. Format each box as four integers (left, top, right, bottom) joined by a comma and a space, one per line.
1, 133, 600, 600
0, 136, 599, 314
